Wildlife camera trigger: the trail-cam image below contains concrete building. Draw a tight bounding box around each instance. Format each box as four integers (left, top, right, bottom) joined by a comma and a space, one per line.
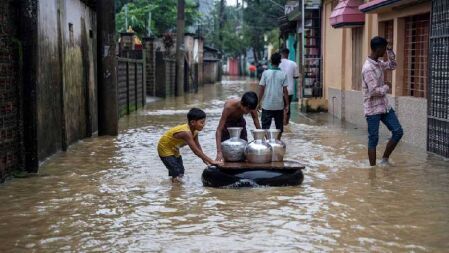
0, 0, 121, 181
322, 0, 435, 150
278, 0, 326, 111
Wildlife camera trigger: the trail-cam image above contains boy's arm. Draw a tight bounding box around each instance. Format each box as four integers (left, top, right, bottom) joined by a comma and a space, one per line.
258, 72, 266, 111
258, 85, 265, 111
215, 106, 230, 161
174, 131, 217, 165
283, 87, 289, 112
194, 135, 203, 152
250, 110, 261, 129
282, 75, 289, 112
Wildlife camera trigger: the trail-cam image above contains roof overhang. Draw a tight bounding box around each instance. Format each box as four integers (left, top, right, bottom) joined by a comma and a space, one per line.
359, 0, 429, 13
330, 0, 365, 28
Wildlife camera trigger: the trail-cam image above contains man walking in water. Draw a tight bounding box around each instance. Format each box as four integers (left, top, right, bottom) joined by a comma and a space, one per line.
279, 48, 299, 125
362, 36, 403, 166
258, 52, 289, 137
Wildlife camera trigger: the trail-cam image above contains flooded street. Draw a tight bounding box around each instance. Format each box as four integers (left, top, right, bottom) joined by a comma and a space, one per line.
1, 78, 449, 252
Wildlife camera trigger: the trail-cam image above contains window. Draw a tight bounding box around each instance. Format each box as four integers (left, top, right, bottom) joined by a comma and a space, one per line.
404, 14, 430, 98
382, 20, 394, 93
352, 27, 363, 91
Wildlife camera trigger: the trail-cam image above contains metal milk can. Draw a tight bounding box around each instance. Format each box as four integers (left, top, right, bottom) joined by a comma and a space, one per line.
221, 127, 247, 162
244, 129, 272, 164
266, 129, 286, 162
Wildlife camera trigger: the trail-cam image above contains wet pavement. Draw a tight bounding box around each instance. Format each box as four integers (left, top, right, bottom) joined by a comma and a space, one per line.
0, 77, 448, 252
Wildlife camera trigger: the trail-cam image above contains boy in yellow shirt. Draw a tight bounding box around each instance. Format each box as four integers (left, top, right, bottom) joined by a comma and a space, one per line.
158, 108, 220, 182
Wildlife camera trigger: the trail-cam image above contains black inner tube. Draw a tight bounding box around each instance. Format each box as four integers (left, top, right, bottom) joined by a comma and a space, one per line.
202, 166, 304, 188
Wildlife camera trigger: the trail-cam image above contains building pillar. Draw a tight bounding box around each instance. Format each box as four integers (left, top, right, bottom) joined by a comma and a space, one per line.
19, 0, 39, 172
335, 28, 348, 120
143, 37, 156, 96
96, 0, 118, 135
393, 17, 405, 97
175, 0, 185, 96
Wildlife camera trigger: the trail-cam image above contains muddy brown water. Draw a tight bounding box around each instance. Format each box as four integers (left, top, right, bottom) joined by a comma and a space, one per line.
1, 77, 448, 252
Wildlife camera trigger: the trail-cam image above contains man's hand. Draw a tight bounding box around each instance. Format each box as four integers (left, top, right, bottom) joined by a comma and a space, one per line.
215, 151, 224, 162
205, 159, 223, 166
257, 104, 262, 113
211, 160, 223, 166
384, 81, 392, 91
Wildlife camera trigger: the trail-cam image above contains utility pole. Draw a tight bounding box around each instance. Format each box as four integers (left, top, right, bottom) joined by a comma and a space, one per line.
97, 0, 119, 135
175, 0, 185, 96
219, 0, 225, 48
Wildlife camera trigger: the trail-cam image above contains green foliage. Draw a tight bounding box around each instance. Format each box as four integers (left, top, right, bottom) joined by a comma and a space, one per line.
115, 0, 200, 38
205, 3, 250, 57
115, 0, 132, 13
266, 28, 281, 52
243, 0, 286, 60
205, 0, 286, 59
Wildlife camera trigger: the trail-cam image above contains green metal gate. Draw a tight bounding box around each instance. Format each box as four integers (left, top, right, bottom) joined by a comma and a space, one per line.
428, 0, 449, 157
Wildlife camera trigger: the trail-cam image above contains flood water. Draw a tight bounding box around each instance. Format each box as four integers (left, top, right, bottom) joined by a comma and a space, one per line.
1, 77, 449, 252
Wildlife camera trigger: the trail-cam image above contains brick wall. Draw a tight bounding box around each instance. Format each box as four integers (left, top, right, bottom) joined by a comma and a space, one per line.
0, 0, 22, 182
155, 52, 176, 97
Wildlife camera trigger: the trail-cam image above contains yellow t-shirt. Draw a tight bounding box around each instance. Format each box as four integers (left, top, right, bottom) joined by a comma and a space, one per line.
157, 124, 198, 157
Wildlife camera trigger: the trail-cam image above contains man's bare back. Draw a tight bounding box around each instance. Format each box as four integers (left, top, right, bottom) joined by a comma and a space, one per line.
223, 99, 245, 122
215, 92, 261, 161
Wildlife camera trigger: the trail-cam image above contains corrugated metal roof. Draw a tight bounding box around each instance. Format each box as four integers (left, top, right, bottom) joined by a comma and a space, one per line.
359, 0, 429, 13
330, 0, 365, 28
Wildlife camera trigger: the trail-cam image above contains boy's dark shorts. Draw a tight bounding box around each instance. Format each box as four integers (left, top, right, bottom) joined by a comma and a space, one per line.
261, 109, 284, 132
160, 156, 185, 178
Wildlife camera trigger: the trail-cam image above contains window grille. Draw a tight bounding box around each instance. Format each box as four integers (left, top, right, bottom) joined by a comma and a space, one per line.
404, 14, 430, 98
428, 0, 449, 158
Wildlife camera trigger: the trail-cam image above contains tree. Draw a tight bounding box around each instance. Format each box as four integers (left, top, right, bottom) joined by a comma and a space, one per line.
243, 0, 286, 61
204, 2, 250, 57
115, 0, 132, 13
115, 0, 200, 37
204, 0, 286, 59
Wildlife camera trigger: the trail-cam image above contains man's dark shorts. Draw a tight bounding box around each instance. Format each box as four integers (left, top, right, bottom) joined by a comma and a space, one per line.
160, 156, 185, 178
221, 117, 248, 141
261, 109, 284, 132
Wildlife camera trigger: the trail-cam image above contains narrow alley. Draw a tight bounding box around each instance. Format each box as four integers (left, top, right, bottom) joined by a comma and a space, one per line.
0, 78, 448, 252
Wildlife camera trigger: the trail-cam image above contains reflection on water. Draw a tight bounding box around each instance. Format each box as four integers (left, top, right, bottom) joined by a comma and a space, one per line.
0, 77, 448, 252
